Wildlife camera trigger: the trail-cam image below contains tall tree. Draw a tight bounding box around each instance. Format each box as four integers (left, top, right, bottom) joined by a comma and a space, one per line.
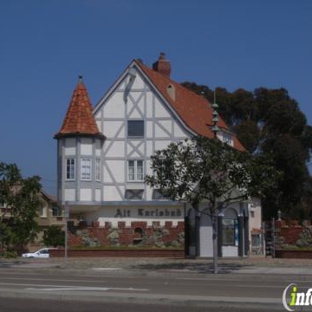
0, 162, 41, 252
43, 226, 65, 247
146, 136, 278, 273
181, 82, 312, 220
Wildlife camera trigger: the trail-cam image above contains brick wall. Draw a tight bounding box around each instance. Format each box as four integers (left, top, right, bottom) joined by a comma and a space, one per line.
275, 220, 311, 246
68, 220, 185, 249
50, 249, 184, 258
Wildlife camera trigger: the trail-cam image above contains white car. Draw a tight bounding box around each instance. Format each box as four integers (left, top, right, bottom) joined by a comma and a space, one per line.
21, 248, 56, 258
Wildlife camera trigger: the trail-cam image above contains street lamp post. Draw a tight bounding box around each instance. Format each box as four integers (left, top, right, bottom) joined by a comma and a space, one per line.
64, 202, 69, 266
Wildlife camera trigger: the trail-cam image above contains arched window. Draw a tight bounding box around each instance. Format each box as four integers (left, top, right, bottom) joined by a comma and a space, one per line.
222, 208, 238, 246
133, 227, 144, 245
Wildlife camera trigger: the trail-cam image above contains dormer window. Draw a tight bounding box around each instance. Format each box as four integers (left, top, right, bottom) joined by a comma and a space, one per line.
167, 84, 175, 101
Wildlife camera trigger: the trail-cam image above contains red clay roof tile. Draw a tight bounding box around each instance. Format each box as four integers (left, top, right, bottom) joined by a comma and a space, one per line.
55, 79, 104, 139
137, 61, 245, 151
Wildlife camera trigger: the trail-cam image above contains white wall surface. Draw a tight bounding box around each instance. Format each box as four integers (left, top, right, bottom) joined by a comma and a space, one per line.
65, 189, 76, 201
80, 188, 92, 201
65, 138, 76, 155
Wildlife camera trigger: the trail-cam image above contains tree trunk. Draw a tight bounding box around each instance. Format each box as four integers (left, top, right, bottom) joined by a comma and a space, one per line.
212, 212, 218, 274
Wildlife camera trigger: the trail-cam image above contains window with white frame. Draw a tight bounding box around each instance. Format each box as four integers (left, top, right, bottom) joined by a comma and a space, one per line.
66, 158, 76, 180
95, 158, 101, 181
40, 203, 47, 218
127, 120, 144, 138
128, 160, 144, 181
81, 158, 92, 180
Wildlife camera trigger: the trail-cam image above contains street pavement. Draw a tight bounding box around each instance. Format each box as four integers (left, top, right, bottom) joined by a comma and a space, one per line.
1, 256, 312, 310
0, 297, 278, 312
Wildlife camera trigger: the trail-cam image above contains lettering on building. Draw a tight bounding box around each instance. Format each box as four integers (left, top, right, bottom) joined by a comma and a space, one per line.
114, 208, 182, 218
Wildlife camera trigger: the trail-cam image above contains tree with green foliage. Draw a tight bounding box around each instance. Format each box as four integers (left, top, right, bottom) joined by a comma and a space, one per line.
0, 162, 41, 253
146, 136, 279, 273
43, 226, 65, 247
181, 83, 312, 220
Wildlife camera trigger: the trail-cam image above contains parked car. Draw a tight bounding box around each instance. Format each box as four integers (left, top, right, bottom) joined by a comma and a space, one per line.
21, 247, 56, 258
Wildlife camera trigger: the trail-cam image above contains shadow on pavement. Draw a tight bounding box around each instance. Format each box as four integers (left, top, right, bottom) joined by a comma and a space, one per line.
0, 259, 27, 268
131, 262, 249, 274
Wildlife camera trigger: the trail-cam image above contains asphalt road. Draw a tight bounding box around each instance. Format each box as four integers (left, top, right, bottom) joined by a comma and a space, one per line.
1, 268, 311, 310
0, 297, 278, 312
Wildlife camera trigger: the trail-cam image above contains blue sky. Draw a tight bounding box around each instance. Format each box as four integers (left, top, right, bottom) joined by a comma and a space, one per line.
0, 0, 311, 195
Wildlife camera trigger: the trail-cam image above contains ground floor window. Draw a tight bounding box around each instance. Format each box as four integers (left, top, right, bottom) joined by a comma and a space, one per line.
252, 233, 261, 247
222, 219, 237, 245
222, 208, 238, 246
251, 233, 263, 255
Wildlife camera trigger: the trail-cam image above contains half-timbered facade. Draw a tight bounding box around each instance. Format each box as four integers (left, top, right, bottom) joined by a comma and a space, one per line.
55, 53, 262, 256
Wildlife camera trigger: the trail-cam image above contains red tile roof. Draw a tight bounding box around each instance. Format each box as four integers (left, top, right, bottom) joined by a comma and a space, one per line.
54, 78, 104, 139
137, 61, 245, 151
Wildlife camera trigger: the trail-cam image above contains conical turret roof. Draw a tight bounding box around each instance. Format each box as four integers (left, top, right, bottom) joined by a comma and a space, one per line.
54, 76, 104, 139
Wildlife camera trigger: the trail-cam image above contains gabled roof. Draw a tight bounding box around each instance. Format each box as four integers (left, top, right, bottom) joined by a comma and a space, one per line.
136, 60, 244, 151
54, 77, 104, 139
40, 189, 58, 204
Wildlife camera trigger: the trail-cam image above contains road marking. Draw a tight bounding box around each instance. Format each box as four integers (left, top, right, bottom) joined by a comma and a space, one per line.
177, 278, 286, 288
0, 282, 60, 287
0, 277, 107, 283
0, 282, 148, 292
25, 286, 149, 292
92, 268, 121, 271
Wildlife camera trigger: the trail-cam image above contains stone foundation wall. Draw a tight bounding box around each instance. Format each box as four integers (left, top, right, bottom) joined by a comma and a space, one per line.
68, 220, 185, 249
275, 220, 312, 247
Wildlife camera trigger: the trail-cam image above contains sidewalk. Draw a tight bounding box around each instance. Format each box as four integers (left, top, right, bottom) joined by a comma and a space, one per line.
2, 255, 312, 275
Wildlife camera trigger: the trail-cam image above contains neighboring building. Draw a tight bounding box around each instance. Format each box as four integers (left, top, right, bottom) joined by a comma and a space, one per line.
0, 190, 64, 252
54, 53, 261, 256
248, 197, 264, 255
29, 191, 64, 252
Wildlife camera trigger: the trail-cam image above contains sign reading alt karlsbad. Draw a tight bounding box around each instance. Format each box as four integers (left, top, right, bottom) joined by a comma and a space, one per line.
87, 206, 184, 228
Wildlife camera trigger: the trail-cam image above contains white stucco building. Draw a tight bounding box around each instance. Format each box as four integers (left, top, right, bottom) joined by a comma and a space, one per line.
54, 53, 262, 256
